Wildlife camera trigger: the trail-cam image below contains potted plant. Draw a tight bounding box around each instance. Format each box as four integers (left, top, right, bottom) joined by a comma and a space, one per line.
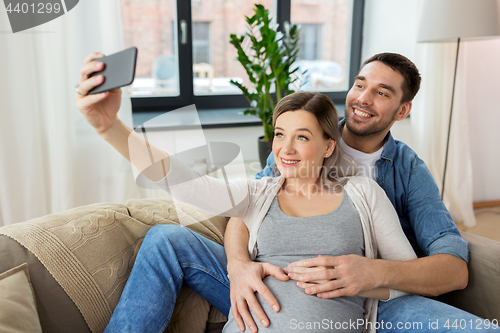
229, 4, 302, 168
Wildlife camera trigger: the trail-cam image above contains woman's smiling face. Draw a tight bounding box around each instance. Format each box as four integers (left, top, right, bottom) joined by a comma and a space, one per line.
273, 110, 335, 180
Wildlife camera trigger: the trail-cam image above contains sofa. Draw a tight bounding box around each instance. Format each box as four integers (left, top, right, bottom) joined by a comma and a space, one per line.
0, 195, 499, 333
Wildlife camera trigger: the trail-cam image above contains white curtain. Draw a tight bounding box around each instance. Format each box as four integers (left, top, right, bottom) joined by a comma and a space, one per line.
412, 42, 476, 228
0, 0, 164, 226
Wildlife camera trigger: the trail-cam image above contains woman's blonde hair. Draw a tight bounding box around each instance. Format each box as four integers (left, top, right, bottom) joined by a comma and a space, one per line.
272, 92, 357, 189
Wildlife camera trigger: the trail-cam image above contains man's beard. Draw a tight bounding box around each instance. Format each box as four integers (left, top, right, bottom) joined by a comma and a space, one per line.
345, 103, 396, 137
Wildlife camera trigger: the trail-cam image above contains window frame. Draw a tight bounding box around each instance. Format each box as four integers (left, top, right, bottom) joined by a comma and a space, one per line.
131, 0, 365, 113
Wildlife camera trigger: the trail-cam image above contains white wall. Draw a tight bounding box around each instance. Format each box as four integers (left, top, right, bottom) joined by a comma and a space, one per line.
202, 126, 263, 165
361, 0, 420, 63
146, 125, 265, 176
361, 0, 421, 148
465, 39, 500, 202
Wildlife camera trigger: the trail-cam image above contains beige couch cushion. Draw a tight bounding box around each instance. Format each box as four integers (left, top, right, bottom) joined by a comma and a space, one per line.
437, 231, 500, 321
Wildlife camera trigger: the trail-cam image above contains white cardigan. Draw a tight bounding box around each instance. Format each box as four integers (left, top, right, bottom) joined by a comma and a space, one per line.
156, 156, 417, 332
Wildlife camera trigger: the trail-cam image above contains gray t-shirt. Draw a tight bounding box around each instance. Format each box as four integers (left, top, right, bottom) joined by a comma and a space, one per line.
222, 192, 366, 333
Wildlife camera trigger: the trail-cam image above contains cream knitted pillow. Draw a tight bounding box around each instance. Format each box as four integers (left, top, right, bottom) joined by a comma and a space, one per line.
0, 263, 42, 333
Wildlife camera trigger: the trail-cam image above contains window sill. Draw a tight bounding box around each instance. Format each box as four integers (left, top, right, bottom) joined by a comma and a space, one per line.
132, 105, 345, 131
132, 108, 261, 131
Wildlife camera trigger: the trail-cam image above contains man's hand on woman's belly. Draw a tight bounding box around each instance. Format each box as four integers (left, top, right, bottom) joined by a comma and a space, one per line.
284, 254, 381, 298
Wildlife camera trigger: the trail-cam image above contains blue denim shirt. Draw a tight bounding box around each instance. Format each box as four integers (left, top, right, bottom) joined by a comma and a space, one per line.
256, 126, 469, 262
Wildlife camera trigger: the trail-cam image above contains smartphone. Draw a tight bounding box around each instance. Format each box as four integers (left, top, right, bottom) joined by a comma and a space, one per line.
88, 47, 138, 95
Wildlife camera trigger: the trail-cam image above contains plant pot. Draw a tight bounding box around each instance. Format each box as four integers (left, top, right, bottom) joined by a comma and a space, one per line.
258, 136, 273, 169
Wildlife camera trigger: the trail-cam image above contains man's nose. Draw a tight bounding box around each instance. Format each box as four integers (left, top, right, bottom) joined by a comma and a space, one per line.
357, 90, 373, 105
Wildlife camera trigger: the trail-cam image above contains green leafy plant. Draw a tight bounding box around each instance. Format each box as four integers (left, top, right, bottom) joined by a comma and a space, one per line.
230, 4, 302, 142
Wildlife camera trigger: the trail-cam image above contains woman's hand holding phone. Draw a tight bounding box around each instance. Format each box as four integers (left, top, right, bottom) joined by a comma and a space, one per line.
75, 52, 123, 136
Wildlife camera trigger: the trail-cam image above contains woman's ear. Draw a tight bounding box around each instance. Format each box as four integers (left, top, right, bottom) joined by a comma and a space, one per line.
325, 139, 336, 157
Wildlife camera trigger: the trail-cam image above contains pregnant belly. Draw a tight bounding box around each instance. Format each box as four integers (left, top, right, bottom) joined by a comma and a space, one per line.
253, 275, 365, 332
222, 256, 367, 333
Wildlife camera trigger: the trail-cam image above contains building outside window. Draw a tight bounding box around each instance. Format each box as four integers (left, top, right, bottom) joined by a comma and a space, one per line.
193, 22, 210, 65
297, 24, 322, 60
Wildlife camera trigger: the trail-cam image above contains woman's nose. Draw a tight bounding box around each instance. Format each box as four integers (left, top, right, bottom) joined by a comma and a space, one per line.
282, 139, 295, 154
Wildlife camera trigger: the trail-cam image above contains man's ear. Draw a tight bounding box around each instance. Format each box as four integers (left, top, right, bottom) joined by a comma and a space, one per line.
395, 101, 412, 121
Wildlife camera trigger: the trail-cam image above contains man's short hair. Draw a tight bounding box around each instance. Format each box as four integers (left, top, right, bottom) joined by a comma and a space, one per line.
361, 53, 421, 104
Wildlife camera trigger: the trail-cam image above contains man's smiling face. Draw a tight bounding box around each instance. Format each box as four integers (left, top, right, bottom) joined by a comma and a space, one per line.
344, 61, 408, 138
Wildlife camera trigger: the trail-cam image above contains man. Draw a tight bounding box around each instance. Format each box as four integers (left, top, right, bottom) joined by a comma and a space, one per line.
224, 53, 478, 333
78, 52, 488, 332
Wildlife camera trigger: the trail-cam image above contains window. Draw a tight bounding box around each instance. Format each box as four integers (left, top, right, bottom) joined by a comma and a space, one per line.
297, 24, 322, 60
192, 22, 210, 65
190, 0, 275, 97
120, 0, 364, 113
120, 0, 179, 97
292, 0, 354, 92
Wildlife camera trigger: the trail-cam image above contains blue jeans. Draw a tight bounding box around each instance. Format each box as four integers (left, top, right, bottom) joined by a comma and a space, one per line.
104, 224, 230, 333
377, 296, 499, 332
105, 225, 498, 333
